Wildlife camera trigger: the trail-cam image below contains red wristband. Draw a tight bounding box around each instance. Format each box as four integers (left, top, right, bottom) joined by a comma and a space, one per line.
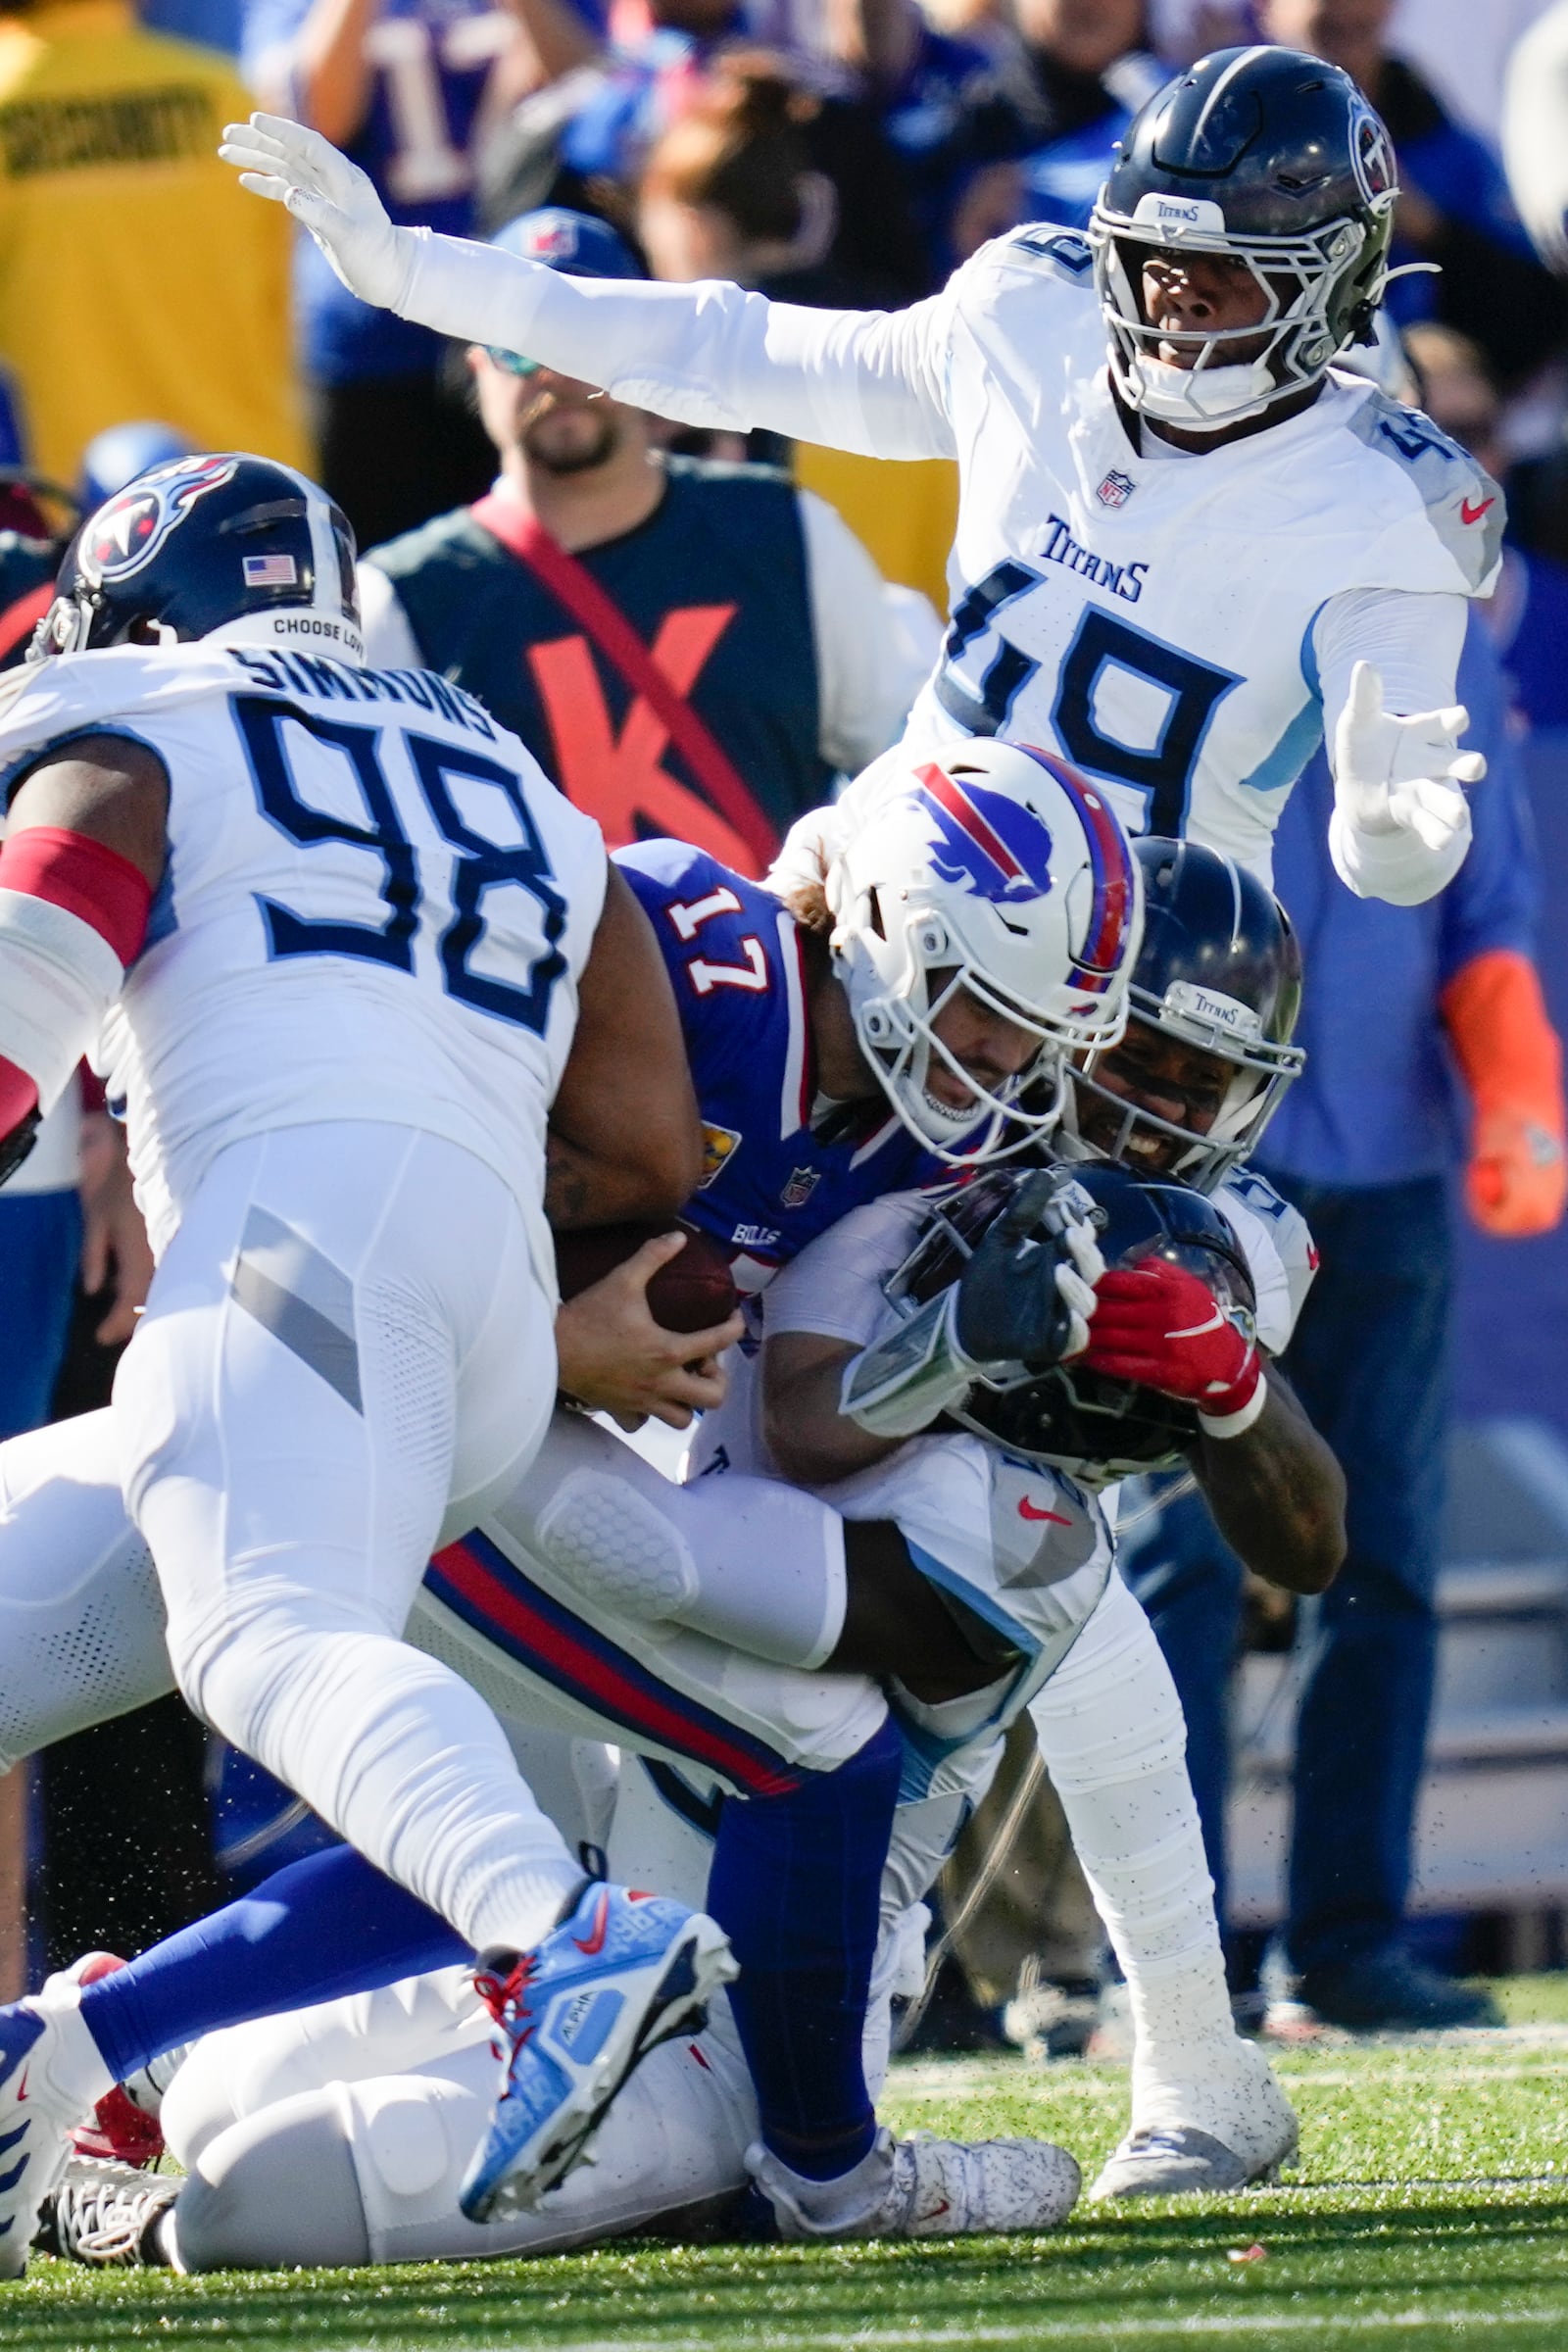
0, 826, 152, 966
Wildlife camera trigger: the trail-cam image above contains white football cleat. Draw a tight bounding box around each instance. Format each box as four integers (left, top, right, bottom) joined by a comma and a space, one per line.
0, 1984, 109, 2278
35, 2152, 179, 2269
1090, 2037, 1298, 2199
753, 2125, 1082, 2239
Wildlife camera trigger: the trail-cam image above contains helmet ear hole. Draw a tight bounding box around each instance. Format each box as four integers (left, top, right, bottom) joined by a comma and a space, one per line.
866, 886, 886, 942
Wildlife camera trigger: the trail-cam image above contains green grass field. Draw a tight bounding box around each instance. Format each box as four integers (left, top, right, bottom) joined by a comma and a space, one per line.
12, 1978, 1568, 2352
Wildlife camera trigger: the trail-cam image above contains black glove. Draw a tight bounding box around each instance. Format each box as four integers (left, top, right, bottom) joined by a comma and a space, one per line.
955, 1167, 1102, 1372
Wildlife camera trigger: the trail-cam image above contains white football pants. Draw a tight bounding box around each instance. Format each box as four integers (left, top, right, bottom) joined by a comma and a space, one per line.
112, 1121, 582, 1957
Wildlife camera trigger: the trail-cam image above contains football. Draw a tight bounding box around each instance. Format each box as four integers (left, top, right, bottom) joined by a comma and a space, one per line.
553, 1220, 740, 1335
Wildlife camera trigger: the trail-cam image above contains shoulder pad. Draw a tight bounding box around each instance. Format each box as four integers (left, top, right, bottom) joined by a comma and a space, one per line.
1214, 1167, 1317, 1357
1342, 387, 1503, 594
979, 223, 1096, 287
614, 837, 754, 906
0, 644, 229, 779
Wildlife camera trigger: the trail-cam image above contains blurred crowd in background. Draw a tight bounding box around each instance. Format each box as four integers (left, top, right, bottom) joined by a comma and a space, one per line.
5, 0, 1568, 2052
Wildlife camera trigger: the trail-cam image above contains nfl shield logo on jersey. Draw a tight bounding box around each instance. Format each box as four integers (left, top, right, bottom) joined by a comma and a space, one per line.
780, 1165, 821, 1210
1097, 470, 1135, 510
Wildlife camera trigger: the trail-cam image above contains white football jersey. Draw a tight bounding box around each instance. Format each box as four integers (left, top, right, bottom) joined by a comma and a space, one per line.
882, 231, 1501, 882
422, 219, 1500, 887
0, 642, 608, 1259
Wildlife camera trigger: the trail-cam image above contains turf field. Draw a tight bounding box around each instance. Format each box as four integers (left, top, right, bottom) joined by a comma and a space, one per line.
12, 1977, 1568, 2352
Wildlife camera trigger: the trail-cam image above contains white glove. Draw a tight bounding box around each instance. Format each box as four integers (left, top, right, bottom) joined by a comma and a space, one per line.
1054, 1201, 1104, 1361
220, 114, 416, 313
1332, 658, 1485, 855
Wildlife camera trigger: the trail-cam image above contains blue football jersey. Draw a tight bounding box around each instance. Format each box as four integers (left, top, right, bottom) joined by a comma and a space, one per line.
616, 840, 936, 1288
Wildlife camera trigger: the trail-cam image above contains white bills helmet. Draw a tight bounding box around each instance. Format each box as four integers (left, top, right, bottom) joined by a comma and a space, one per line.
824, 743, 1143, 1163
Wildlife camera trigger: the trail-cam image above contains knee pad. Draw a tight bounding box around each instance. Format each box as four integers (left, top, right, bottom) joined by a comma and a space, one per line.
534, 1468, 698, 1621
172, 2088, 371, 2272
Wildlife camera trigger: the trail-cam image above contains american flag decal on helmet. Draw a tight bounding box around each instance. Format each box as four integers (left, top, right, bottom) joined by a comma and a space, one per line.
1018, 747, 1135, 990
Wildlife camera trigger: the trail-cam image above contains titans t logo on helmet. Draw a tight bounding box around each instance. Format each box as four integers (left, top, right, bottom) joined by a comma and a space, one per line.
911, 764, 1057, 905
81, 455, 242, 587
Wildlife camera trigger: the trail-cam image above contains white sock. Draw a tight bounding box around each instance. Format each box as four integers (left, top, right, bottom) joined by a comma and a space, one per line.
1028, 1576, 1242, 2108
747, 2129, 895, 2237
29, 1973, 116, 2118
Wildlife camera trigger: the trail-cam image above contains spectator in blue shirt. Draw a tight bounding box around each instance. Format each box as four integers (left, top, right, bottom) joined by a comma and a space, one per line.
488, 0, 934, 299
1123, 612, 1568, 2034
242, 0, 547, 546
1259, 0, 1567, 386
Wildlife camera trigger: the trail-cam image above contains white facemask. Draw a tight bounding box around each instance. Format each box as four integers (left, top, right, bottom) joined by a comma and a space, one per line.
1125, 350, 1281, 428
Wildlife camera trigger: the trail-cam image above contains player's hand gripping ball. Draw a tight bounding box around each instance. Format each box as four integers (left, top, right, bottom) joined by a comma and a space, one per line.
555, 1223, 738, 1332
554, 1225, 743, 1431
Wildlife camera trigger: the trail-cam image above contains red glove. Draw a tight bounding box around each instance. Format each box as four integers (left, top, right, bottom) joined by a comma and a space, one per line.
1084, 1257, 1265, 1435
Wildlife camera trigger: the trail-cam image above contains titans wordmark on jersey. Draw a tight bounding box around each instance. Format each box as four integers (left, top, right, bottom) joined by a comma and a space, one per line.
900, 226, 1501, 885
0, 642, 608, 1260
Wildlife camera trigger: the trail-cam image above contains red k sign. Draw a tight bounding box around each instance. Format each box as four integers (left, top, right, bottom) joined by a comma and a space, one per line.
528, 604, 767, 875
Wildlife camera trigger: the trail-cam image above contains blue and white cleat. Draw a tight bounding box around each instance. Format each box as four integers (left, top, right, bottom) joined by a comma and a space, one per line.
460, 1881, 737, 2224
0, 1994, 99, 2280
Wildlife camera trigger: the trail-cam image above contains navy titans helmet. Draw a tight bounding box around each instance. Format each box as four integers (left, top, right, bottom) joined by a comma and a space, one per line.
1059, 836, 1303, 1194
1090, 46, 1400, 427
32, 453, 362, 665
891, 1160, 1257, 1480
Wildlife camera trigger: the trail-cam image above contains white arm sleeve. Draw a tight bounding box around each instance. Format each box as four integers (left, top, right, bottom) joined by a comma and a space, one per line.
799, 491, 941, 774
397, 231, 960, 459
357, 564, 426, 672
762, 1193, 929, 1347
1315, 585, 1472, 904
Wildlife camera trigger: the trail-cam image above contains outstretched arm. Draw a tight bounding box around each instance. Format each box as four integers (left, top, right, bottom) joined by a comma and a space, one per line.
220, 116, 959, 460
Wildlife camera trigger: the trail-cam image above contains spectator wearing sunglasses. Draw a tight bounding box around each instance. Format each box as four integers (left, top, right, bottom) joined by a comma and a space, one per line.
358, 208, 935, 867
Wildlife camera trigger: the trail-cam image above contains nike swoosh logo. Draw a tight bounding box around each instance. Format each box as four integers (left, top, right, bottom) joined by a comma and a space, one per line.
1018, 1498, 1071, 1525
573, 1890, 611, 1957
13, 2068, 25, 2104
1168, 1311, 1225, 1340
1460, 495, 1494, 524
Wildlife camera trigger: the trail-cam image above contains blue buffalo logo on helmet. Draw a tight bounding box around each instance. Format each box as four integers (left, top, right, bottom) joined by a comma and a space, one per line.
908, 750, 1136, 993
911, 763, 1057, 906
80, 454, 241, 587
